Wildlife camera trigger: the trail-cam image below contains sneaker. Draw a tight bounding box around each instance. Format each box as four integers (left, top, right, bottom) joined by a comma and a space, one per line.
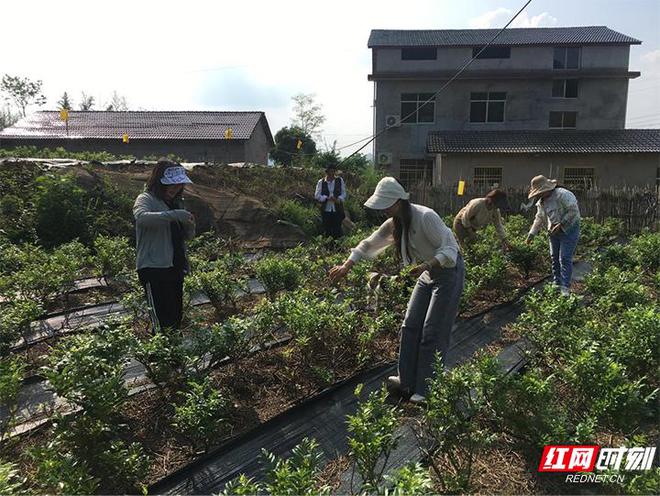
387, 376, 402, 389
409, 393, 426, 404
560, 287, 570, 297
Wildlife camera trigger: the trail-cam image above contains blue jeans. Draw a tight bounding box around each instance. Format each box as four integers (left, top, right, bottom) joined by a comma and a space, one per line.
398, 254, 465, 396
549, 222, 580, 289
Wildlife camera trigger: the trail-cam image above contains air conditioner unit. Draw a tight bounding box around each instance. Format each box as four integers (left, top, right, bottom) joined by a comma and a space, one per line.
385, 114, 401, 127
377, 152, 392, 166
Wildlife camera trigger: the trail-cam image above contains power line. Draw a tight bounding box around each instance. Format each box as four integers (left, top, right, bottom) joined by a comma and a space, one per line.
336, 0, 534, 166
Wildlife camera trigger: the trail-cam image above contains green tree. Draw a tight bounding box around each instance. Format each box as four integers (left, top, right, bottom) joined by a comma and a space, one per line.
270, 125, 316, 166
0, 104, 19, 130
79, 92, 95, 110
105, 90, 128, 111
57, 92, 73, 111
291, 93, 325, 138
0, 74, 47, 117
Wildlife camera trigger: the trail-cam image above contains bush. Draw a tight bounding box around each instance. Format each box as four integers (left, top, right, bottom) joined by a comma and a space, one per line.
586, 267, 651, 311
186, 265, 243, 313
30, 446, 99, 495
276, 199, 320, 237
43, 321, 134, 422
186, 316, 254, 374
93, 235, 135, 278
347, 385, 400, 493
134, 331, 188, 389
0, 460, 24, 495
630, 230, 660, 273
424, 356, 502, 492
172, 377, 229, 450
0, 357, 25, 438
262, 438, 329, 495
255, 256, 303, 297
34, 174, 90, 247
384, 463, 433, 496
0, 299, 42, 353
507, 238, 544, 279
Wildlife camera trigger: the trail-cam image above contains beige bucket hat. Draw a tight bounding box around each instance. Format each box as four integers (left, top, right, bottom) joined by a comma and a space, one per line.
364, 177, 410, 210
528, 175, 557, 199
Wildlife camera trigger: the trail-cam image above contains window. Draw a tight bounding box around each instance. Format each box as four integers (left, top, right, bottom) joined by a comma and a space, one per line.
470, 92, 506, 123
552, 79, 579, 98
564, 167, 594, 190
473, 167, 503, 189
399, 159, 433, 188
402, 47, 437, 60
553, 47, 580, 69
401, 93, 435, 124
472, 46, 511, 59
549, 111, 577, 128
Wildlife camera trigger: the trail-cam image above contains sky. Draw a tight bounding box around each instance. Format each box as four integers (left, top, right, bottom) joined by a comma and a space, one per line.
2, 0, 659, 156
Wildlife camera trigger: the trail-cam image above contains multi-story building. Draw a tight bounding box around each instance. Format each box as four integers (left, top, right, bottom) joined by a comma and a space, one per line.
368, 26, 660, 189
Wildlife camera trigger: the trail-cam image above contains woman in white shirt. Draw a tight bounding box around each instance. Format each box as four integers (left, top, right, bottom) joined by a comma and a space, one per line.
329, 177, 464, 403
525, 175, 581, 296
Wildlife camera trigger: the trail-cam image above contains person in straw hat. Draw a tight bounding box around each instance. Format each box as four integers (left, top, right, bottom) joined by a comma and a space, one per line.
525, 174, 580, 296
329, 177, 464, 404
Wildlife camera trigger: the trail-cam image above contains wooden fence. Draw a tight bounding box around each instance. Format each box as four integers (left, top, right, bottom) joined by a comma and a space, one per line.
408, 184, 659, 232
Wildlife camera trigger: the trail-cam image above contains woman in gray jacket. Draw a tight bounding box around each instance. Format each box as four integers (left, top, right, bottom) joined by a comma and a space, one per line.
330, 177, 464, 403
133, 159, 196, 332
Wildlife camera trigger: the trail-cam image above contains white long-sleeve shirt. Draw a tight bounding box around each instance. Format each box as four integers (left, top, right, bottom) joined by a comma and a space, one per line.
348, 203, 459, 268
314, 177, 347, 213
529, 187, 581, 236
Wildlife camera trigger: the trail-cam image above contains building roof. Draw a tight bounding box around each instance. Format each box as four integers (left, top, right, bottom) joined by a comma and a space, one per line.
426, 129, 660, 154
0, 111, 274, 145
368, 26, 641, 47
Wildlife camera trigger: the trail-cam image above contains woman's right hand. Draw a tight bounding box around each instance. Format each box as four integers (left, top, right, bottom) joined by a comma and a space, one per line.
329, 262, 352, 283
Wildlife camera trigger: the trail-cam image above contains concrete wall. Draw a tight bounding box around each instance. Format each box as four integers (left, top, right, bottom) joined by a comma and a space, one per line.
373, 76, 630, 174
374, 45, 632, 72
244, 122, 271, 164
436, 152, 659, 188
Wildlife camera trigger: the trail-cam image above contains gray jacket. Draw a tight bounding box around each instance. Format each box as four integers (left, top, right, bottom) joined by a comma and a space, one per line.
133, 191, 195, 271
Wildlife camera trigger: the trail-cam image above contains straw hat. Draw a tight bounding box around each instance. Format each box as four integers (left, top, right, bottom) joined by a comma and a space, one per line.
528, 175, 557, 199
364, 177, 410, 210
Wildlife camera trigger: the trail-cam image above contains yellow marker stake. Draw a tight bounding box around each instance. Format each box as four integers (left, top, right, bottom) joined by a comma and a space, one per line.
296, 139, 303, 150
59, 109, 69, 121
457, 180, 465, 196
225, 128, 234, 139
122, 133, 129, 144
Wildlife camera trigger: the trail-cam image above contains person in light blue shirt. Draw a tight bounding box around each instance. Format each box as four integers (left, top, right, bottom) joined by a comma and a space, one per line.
526, 175, 581, 296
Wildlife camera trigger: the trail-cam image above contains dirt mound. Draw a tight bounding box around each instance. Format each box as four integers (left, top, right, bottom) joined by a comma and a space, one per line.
1, 160, 308, 249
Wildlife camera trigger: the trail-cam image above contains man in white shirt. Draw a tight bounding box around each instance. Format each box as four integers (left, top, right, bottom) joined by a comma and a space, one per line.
526, 175, 581, 296
314, 164, 347, 239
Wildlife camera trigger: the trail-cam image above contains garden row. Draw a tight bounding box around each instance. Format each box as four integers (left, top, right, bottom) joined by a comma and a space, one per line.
0, 213, 634, 493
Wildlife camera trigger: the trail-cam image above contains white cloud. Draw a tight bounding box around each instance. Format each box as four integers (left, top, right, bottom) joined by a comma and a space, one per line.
469, 8, 558, 29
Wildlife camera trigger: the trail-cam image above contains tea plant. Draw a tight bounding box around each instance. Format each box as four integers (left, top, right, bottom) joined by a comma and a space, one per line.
261, 437, 329, 495
29, 445, 100, 495
347, 385, 400, 493
276, 199, 321, 237
172, 377, 229, 450
134, 331, 188, 390
254, 256, 303, 297
93, 234, 135, 279
43, 320, 135, 422
0, 356, 25, 439
423, 355, 501, 493
629, 230, 660, 272
186, 264, 243, 313
383, 462, 433, 496
0, 460, 24, 495
0, 299, 42, 353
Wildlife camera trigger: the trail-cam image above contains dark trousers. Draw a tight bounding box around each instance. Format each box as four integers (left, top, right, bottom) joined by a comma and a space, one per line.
322, 211, 343, 239
141, 278, 183, 332
398, 254, 465, 396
